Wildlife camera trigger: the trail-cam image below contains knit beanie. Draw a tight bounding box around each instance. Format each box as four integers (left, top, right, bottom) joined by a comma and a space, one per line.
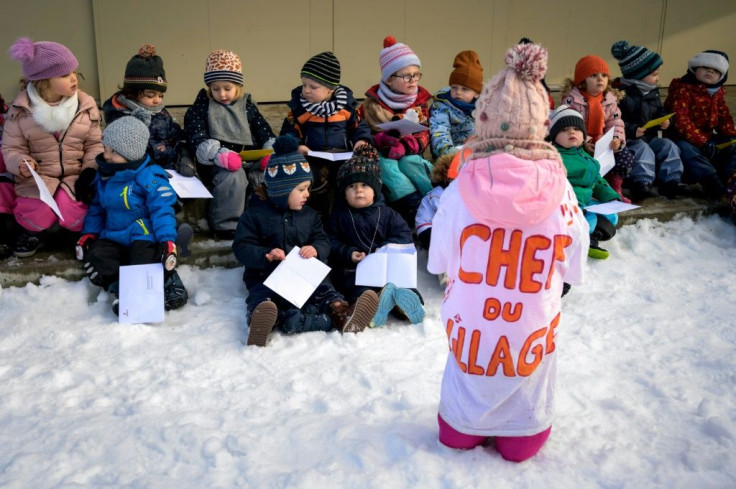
9, 37, 79, 81
301, 51, 341, 89
573, 55, 610, 86
337, 145, 382, 196
380, 36, 421, 82
548, 105, 587, 142
102, 112, 151, 162
610, 40, 663, 80
265, 135, 313, 208
449, 50, 483, 94
688, 50, 729, 85
124, 43, 167, 93
204, 50, 243, 86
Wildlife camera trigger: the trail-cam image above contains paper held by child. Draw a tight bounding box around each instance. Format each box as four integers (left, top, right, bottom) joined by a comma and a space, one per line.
355, 243, 417, 288
166, 170, 213, 199
118, 263, 165, 324
25, 160, 65, 221
584, 201, 640, 215
376, 119, 428, 136
716, 139, 736, 150
641, 113, 674, 131
594, 127, 616, 176
307, 150, 354, 161
263, 246, 331, 308
239, 148, 273, 161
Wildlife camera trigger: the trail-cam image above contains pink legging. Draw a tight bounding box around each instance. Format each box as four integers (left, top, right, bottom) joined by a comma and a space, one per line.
0, 182, 14, 215
14, 190, 87, 233
438, 414, 551, 462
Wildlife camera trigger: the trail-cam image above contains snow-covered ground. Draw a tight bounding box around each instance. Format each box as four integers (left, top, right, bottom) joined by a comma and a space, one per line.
1, 215, 735, 489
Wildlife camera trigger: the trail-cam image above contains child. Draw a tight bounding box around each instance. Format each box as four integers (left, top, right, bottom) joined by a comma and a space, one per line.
610, 40, 688, 200
427, 43, 589, 462
232, 135, 379, 347
561, 55, 635, 202
325, 145, 425, 327
185, 49, 275, 239
102, 43, 193, 177
549, 105, 621, 259
75, 113, 188, 314
3, 37, 102, 257
358, 36, 434, 227
415, 152, 454, 250
279, 51, 372, 216
665, 50, 736, 199
0, 94, 18, 259
429, 50, 483, 158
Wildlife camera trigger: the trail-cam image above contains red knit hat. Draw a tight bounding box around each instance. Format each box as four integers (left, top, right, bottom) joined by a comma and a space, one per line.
574, 55, 610, 86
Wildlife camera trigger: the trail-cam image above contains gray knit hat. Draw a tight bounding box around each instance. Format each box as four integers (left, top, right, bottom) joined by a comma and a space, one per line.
102, 114, 150, 161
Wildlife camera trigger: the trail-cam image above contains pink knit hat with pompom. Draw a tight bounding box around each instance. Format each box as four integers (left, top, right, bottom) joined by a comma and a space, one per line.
9, 37, 79, 81
379, 36, 421, 82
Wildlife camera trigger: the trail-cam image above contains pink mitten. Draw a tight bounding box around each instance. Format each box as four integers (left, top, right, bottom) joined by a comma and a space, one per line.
374, 131, 405, 160
259, 154, 272, 171
216, 151, 242, 171
400, 135, 420, 155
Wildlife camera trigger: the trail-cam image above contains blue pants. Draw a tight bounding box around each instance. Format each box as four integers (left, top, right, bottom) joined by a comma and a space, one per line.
627, 137, 683, 185
676, 139, 736, 184
378, 155, 434, 202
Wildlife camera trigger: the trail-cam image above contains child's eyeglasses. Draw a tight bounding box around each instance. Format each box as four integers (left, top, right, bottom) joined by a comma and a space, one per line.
391, 73, 422, 83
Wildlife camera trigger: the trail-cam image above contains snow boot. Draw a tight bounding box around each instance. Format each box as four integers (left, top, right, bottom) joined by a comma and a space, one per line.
372, 283, 397, 327
332, 290, 379, 333
176, 223, 194, 258
659, 180, 692, 199
605, 174, 631, 204
626, 180, 658, 202
13, 230, 43, 258
393, 288, 425, 324
247, 300, 278, 346
164, 271, 188, 310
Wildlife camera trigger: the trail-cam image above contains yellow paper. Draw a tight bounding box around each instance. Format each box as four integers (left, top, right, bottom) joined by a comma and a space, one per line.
239, 148, 273, 160
641, 113, 674, 131
716, 139, 736, 150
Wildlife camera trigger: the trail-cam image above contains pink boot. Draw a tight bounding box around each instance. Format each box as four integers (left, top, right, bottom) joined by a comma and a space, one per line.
605, 174, 631, 204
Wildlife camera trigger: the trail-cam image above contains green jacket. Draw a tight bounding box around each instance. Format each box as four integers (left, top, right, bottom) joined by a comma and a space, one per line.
555, 145, 621, 206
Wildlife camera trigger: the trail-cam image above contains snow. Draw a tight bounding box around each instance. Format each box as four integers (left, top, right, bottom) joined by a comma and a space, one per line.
1, 215, 735, 488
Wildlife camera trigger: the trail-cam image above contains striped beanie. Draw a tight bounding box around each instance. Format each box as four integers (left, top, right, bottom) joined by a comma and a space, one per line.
265, 135, 312, 208
380, 36, 421, 82
204, 50, 243, 86
548, 104, 586, 142
611, 40, 663, 80
301, 51, 341, 89
124, 43, 167, 93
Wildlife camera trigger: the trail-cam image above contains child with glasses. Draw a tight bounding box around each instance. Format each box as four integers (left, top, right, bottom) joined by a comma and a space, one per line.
358, 36, 434, 227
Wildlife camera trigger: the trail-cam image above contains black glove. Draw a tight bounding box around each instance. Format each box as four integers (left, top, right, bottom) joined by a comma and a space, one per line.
701, 141, 718, 161
74, 168, 97, 204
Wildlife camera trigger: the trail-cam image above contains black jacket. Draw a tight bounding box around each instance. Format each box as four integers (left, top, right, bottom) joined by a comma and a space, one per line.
613, 78, 668, 142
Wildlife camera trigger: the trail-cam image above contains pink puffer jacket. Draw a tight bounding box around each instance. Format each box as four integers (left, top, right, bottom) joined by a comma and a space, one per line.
561, 87, 626, 144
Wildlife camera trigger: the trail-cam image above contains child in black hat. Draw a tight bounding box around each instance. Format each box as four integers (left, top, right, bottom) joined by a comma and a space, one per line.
232, 135, 378, 347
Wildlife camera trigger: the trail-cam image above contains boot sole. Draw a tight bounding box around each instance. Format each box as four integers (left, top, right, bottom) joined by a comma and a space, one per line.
371, 283, 397, 328
13, 241, 43, 258
587, 247, 610, 260
343, 290, 379, 334
394, 288, 426, 324
247, 301, 278, 346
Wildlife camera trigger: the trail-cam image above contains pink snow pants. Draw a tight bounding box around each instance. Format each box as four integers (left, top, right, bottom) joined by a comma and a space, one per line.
0, 181, 14, 215
14, 190, 87, 232
438, 414, 551, 462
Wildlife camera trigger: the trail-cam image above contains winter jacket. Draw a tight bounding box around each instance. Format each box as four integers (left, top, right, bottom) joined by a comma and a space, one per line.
561, 87, 626, 143
555, 145, 621, 205
664, 76, 736, 147
427, 151, 589, 437
82, 154, 177, 246
2, 89, 102, 199
103, 93, 184, 168
232, 198, 331, 289
429, 88, 475, 157
612, 78, 670, 142
280, 86, 371, 151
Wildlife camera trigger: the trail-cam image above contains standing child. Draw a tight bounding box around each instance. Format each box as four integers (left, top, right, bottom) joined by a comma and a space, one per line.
325, 145, 425, 328
280, 51, 372, 216
427, 43, 589, 462
429, 50, 483, 158
75, 113, 188, 314
185, 49, 275, 239
665, 50, 736, 199
358, 36, 434, 226
232, 135, 379, 347
3, 37, 102, 257
610, 40, 688, 200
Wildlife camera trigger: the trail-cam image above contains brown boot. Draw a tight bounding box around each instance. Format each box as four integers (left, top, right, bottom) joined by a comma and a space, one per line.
247, 301, 278, 347
331, 290, 379, 333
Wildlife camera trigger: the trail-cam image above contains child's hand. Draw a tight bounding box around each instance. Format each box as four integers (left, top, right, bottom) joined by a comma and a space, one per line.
265, 248, 286, 262
635, 127, 646, 138
18, 158, 37, 177
298, 145, 310, 155
660, 119, 670, 130
299, 245, 317, 259
351, 251, 366, 263
353, 140, 368, 150
610, 137, 621, 151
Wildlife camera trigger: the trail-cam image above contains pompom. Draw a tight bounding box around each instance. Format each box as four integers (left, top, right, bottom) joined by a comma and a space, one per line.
138, 43, 157, 58
611, 40, 629, 60
131, 107, 152, 127
353, 143, 379, 162
9, 37, 36, 63
383, 36, 397, 48
272, 134, 299, 156
505, 43, 547, 82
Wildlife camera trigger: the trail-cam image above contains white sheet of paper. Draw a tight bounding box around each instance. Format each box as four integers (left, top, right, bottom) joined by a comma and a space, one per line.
307, 150, 354, 161
375, 119, 429, 136
263, 247, 331, 308
25, 161, 64, 221
118, 263, 165, 324
166, 170, 213, 199
584, 201, 640, 214
355, 243, 417, 288
594, 128, 616, 176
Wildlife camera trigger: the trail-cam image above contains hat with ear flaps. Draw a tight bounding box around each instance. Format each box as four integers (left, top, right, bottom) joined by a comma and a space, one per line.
264, 135, 313, 208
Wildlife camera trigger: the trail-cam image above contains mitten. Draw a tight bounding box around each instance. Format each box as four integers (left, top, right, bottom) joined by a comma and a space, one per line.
400, 135, 420, 155
195, 138, 221, 165
75, 233, 96, 261
159, 241, 178, 271
374, 131, 405, 160
259, 153, 272, 171
216, 148, 242, 171
74, 168, 97, 204
701, 141, 718, 161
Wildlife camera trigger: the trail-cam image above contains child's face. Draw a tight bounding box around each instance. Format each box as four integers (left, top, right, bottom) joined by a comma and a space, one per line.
301, 77, 334, 104
288, 181, 311, 210
48, 72, 78, 100
103, 145, 127, 163
694, 66, 722, 85
554, 126, 584, 149
450, 84, 479, 104
209, 81, 239, 104
641, 67, 661, 86
345, 182, 375, 209
583, 72, 609, 96
137, 89, 164, 108
385, 66, 421, 95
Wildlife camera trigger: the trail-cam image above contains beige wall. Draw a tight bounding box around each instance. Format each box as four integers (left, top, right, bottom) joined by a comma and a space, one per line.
1, 0, 735, 108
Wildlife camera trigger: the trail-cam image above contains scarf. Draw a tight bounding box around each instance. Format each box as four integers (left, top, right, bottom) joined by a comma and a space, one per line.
450, 96, 476, 117
582, 90, 604, 142
117, 93, 165, 115
26, 83, 78, 134
376, 80, 417, 110
95, 153, 148, 177
623, 78, 657, 96
300, 86, 347, 117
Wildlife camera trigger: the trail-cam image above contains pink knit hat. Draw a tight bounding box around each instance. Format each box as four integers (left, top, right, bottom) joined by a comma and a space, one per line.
380, 36, 421, 82
467, 43, 560, 163
9, 37, 79, 81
